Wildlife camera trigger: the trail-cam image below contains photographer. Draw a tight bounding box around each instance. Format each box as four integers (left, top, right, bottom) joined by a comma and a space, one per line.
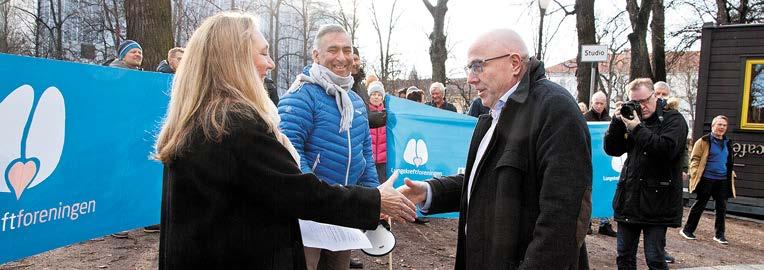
604, 78, 688, 270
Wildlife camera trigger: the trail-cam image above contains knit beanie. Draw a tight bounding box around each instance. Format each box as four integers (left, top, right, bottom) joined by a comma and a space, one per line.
367, 81, 386, 98
118, 40, 142, 60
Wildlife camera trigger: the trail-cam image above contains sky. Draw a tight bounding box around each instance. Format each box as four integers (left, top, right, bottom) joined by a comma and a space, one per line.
349, 0, 708, 79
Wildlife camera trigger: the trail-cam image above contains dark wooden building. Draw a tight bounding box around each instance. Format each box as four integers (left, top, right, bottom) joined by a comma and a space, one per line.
695, 23, 764, 215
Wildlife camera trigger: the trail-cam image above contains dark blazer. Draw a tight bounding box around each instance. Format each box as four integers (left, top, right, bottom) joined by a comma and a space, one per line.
159, 112, 381, 269
426, 58, 592, 269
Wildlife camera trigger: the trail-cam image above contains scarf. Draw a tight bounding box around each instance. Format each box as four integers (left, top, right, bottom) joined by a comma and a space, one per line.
264, 101, 301, 165
288, 63, 355, 133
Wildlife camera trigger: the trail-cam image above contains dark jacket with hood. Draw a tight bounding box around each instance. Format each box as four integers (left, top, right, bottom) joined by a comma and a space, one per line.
425, 58, 592, 270
604, 99, 688, 227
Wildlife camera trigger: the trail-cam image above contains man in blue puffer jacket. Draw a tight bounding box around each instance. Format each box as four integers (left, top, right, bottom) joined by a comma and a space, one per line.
278, 24, 379, 270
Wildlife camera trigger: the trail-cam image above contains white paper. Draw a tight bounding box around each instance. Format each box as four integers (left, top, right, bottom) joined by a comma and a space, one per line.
298, 220, 372, 251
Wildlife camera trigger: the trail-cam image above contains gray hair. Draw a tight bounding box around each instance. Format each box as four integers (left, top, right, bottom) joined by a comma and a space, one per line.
590, 91, 607, 103
654, 81, 670, 92
712, 115, 728, 126
429, 82, 445, 94
313, 24, 349, 51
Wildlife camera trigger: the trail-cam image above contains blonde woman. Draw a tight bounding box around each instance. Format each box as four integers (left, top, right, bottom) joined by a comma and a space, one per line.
154, 12, 415, 269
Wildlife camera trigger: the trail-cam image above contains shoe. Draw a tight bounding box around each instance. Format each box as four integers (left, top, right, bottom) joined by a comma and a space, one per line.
598, 223, 617, 237
349, 258, 364, 269
413, 217, 430, 225
679, 230, 696, 240
713, 236, 729, 245
143, 225, 160, 233
111, 231, 129, 238
665, 252, 675, 263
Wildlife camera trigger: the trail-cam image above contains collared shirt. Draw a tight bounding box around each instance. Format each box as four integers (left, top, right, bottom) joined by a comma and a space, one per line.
420, 83, 520, 211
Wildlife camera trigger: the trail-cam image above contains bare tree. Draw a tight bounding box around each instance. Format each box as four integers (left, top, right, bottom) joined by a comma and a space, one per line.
575, 0, 596, 103
369, 0, 402, 85
423, 0, 448, 85
670, 0, 764, 56
328, 0, 359, 44
596, 10, 630, 102
125, 0, 174, 69
650, 0, 666, 82
284, 0, 326, 67
15, 0, 76, 59
262, 0, 284, 84
625, 0, 654, 80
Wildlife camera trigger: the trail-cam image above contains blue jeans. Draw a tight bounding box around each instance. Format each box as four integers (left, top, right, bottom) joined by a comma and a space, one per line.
616, 222, 668, 270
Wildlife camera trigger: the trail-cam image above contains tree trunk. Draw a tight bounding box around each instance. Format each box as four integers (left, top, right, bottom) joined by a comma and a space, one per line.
423, 0, 448, 85
650, 0, 666, 82
35, 0, 43, 57
53, 0, 63, 59
575, 0, 596, 103
715, 0, 730, 24
125, 0, 174, 70
626, 0, 654, 81
267, 0, 282, 86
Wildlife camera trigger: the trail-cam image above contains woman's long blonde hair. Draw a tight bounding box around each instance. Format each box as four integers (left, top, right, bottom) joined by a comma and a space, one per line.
155, 12, 277, 163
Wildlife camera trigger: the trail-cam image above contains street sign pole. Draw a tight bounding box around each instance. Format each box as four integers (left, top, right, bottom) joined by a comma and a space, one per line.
580, 44, 608, 102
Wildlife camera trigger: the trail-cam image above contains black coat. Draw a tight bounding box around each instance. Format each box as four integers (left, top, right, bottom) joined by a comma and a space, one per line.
603, 102, 688, 227
159, 113, 381, 269
584, 108, 611, 122
467, 98, 490, 117
426, 101, 458, 112
156, 60, 174, 74
425, 58, 592, 269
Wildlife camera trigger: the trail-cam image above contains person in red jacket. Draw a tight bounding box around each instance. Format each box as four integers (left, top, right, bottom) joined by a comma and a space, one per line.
367, 81, 387, 183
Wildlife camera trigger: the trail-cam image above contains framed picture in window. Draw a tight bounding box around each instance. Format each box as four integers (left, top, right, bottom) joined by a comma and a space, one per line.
741, 58, 764, 130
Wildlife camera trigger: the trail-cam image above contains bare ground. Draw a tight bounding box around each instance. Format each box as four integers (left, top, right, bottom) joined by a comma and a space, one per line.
2, 208, 762, 270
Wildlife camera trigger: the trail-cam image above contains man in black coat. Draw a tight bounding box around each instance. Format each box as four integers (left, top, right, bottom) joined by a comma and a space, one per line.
398, 29, 592, 270
584, 91, 611, 122
604, 78, 688, 270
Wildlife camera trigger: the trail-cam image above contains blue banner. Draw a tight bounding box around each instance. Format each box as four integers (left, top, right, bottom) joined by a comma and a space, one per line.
0, 54, 169, 263
589, 122, 621, 218
385, 97, 477, 218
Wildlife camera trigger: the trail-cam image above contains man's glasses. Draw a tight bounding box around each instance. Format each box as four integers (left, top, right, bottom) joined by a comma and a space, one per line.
464, 53, 515, 75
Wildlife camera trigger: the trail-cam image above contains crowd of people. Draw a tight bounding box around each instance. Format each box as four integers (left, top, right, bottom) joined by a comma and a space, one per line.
100, 10, 735, 270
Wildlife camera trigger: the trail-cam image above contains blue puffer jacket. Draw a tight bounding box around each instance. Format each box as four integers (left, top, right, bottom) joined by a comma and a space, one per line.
278, 69, 379, 188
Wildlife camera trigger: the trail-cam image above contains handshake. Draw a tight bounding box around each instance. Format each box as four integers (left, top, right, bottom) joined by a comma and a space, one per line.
376, 170, 431, 222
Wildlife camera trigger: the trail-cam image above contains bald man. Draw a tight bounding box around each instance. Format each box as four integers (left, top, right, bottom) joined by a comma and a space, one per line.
398, 29, 592, 269
584, 91, 612, 122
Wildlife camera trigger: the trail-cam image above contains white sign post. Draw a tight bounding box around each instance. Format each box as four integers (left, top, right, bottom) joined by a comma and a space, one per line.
580, 45, 608, 100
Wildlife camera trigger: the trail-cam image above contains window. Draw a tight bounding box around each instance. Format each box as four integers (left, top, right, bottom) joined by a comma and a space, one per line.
741, 58, 764, 130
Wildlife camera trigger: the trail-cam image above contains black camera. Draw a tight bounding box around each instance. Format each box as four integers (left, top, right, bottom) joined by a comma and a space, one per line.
620, 100, 642, 120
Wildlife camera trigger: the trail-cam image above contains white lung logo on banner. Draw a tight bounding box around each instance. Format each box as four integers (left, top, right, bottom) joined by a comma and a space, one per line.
403, 139, 428, 167
611, 153, 627, 173
0, 85, 66, 200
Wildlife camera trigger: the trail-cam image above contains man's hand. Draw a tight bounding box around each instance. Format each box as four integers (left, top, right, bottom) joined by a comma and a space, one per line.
396, 178, 428, 205
614, 102, 623, 119
622, 110, 641, 131
377, 171, 417, 222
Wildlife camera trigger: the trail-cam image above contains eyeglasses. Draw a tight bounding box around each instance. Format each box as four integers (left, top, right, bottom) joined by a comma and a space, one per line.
631, 95, 652, 105
464, 53, 515, 75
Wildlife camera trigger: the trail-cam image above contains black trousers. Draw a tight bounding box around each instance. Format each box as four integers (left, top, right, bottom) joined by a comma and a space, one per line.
375, 163, 386, 184
684, 178, 729, 237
